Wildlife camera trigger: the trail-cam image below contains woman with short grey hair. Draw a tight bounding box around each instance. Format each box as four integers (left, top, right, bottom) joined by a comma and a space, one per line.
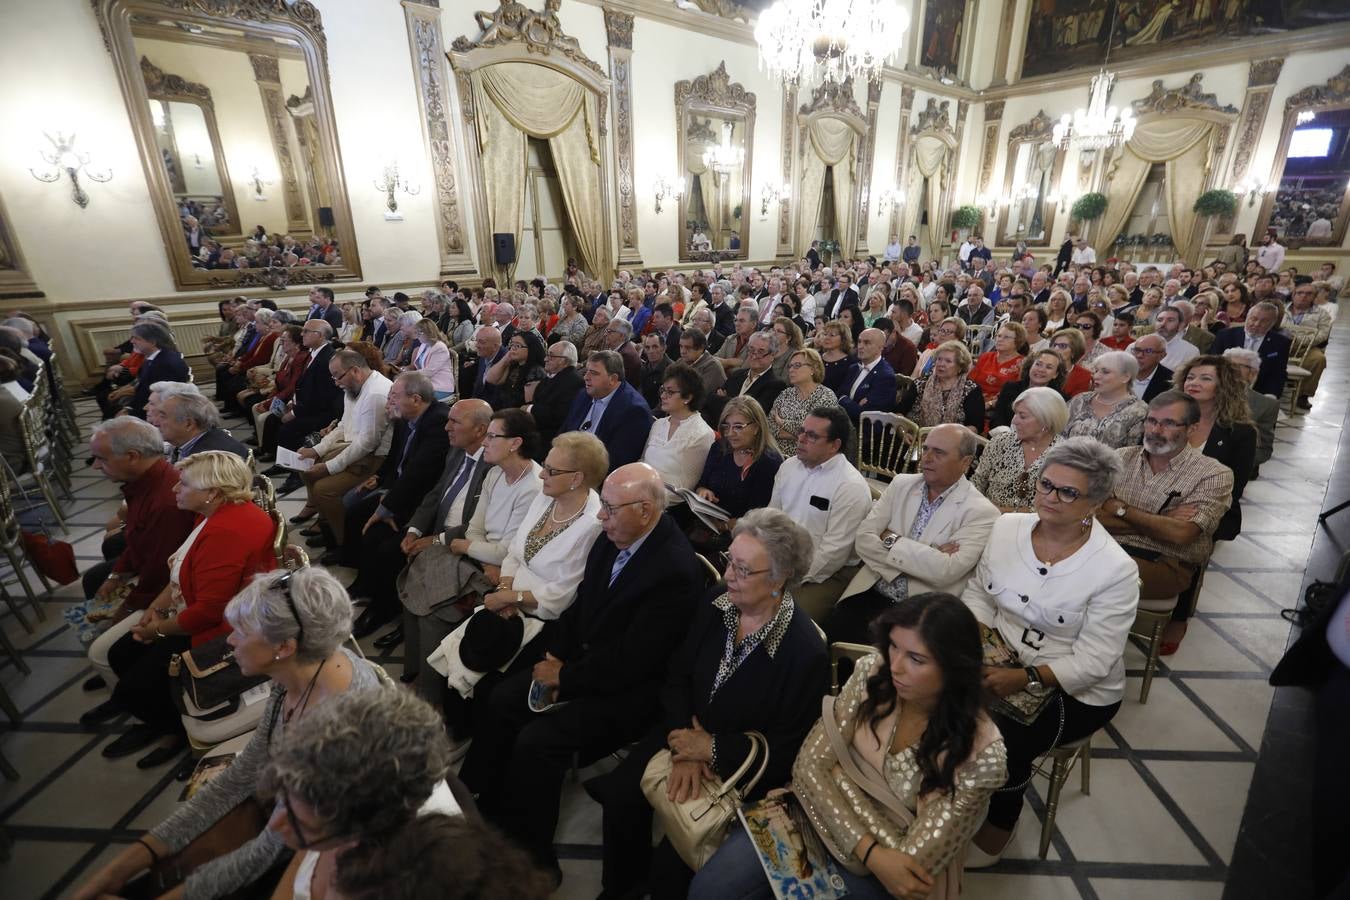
973, 385, 1068, 512
70, 568, 383, 900
592, 506, 829, 897
1062, 349, 1147, 449
960, 434, 1137, 866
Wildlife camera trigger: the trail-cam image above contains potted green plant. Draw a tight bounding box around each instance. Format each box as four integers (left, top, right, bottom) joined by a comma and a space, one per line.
1070, 192, 1107, 222
951, 205, 983, 231
1192, 189, 1238, 219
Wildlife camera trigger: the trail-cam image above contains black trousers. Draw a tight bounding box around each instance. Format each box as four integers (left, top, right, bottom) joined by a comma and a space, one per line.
1314, 665, 1350, 897
823, 588, 892, 647
458, 668, 651, 872
276, 413, 330, 452
986, 693, 1120, 830
344, 503, 407, 622
109, 631, 191, 732
590, 732, 696, 899
82, 532, 128, 601
94, 373, 134, 419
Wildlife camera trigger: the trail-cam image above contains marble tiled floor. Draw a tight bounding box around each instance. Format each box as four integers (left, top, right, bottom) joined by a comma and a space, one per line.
2, 339, 1344, 899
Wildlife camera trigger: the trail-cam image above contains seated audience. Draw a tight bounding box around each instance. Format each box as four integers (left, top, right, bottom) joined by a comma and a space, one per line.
0, 356, 26, 472
1099, 391, 1234, 655
592, 509, 828, 898
1154, 306, 1199, 371
989, 348, 1067, 430
1062, 350, 1148, 448
638, 332, 670, 410
217, 307, 279, 416
641, 362, 716, 492
912, 316, 966, 378
836, 328, 897, 423
769, 348, 841, 457
1211, 300, 1290, 396
677, 327, 727, 396
602, 317, 643, 385
770, 406, 872, 621
1074, 310, 1108, 364
970, 322, 1028, 410
680, 396, 782, 557
459, 463, 704, 882
961, 437, 1139, 866
708, 331, 787, 426
693, 593, 1007, 898
973, 387, 1068, 512
264, 321, 343, 462
827, 424, 999, 644
410, 318, 457, 400
233, 311, 296, 414
580, 306, 612, 358
467, 325, 505, 406
1173, 355, 1257, 542
1128, 332, 1173, 402
1282, 282, 1330, 410
157, 392, 249, 463
1221, 347, 1277, 471
1046, 327, 1093, 397
898, 340, 986, 431
80, 451, 275, 767
814, 318, 856, 394
526, 340, 584, 451
123, 321, 189, 420
560, 350, 655, 471
486, 330, 546, 411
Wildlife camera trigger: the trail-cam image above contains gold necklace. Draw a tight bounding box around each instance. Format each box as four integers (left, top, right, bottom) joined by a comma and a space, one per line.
1032, 522, 1090, 568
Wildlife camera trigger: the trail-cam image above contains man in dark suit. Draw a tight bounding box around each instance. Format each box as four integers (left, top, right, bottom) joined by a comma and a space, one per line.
1211, 301, 1291, 397
1053, 235, 1074, 277
529, 342, 585, 452
601, 318, 642, 386
156, 393, 249, 462
707, 283, 736, 336
821, 272, 861, 321
334, 372, 450, 568
706, 331, 787, 426
1029, 270, 1052, 308
1128, 334, 1173, 403
275, 321, 344, 452
459, 462, 703, 880
649, 302, 682, 361
806, 240, 821, 270
306, 286, 344, 332
124, 322, 189, 420
467, 325, 504, 406
560, 351, 654, 470
837, 328, 897, 422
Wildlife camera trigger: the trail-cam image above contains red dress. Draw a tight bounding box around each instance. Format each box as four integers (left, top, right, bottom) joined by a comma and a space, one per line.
1063, 364, 1093, 397
971, 351, 1024, 404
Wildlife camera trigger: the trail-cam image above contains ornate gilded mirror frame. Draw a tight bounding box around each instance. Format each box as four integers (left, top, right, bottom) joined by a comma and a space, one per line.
139, 56, 243, 240
0, 190, 42, 301
995, 110, 1066, 247
92, 0, 362, 291
675, 62, 756, 263
1256, 65, 1350, 250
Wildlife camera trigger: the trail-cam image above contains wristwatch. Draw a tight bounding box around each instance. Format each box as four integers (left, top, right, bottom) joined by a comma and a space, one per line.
1024, 666, 1043, 690
881, 534, 898, 550
433, 533, 446, 546
515, 591, 525, 607
1114, 502, 1127, 518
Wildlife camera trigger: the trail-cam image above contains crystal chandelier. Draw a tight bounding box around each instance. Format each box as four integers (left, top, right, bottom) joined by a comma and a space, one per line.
754, 0, 909, 86
703, 122, 744, 183
1052, 10, 1135, 153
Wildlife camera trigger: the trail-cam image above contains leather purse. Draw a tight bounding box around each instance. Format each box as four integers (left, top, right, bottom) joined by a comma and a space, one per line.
169, 635, 268, 720
20, 531, 79, 585
640, 731, 769, 870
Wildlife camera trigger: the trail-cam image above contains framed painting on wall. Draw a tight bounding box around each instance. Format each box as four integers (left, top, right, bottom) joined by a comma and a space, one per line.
920, 0, 965, 77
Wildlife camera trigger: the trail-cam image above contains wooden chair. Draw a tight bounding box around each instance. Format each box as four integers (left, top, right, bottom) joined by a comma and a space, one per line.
1283, 332, 1318, 415
1130, 324, 1157, 338
27, 375, 73, 492
1035, 735, 1094, 858
11, 392, 69, 532
0, 475, 49, 632
894, 373, 914, 401
916, 426, 987, 475
857, 412, 920, 480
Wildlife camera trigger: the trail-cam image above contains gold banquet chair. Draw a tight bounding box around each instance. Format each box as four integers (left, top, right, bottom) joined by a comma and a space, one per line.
857, 412, 920, 481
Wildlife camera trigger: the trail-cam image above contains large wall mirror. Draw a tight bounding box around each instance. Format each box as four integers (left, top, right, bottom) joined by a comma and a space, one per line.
94, 0, 361, 290
996, 110, 1065, 247
1257, 70, 1350, 249
676, 63, 754, 263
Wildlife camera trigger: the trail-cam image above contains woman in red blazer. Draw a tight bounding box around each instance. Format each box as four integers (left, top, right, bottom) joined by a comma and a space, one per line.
87, 451, 276, 767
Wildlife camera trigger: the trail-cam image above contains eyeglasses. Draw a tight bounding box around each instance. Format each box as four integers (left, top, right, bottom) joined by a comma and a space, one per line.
797, 428, 826, 442
484, 431, 515, 442
542, 464, 578, 478
787, 362, 809, 370
726, 559, 770, 580
273, 571, 304, 648
747, 347, 772, 357
1144, 416, 1188, 429
330, 368, 351, 382
599, 498, 646, 516
1074, 323, 1095, 330
1130, 346, 1163, 355
1035, 477, 1082, 503
658, 386, 683, 397
720, 422, 751, 434
546, 353, 571, 361
281, 787, 342, 850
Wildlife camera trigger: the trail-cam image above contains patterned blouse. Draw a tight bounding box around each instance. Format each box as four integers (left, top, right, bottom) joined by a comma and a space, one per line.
971, 430, 1060, 509
769, 383, 840, 457
521, 500, 577, 564
1063, 391, 1147, 449
709, 593, 795, 700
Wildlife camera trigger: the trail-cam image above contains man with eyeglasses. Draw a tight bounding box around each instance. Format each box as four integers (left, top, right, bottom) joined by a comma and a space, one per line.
527, 340, 584, 449
1211, 300, 1291, 397
267, 319, 343, 462
601, 316, 642, 385
678, 328, 726, 395
460, 462, 702, 882
1127, 333, 1173, 403
1282, 283, 1330, 410
769, 406, 872, 621
827, 423, 998, 642
715, 308, 758, 375
707, 331, 786, 427
1099, 391, 1233, 653
560, 350, 653, 471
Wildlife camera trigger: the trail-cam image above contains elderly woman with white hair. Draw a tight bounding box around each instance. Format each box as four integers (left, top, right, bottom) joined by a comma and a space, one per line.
961, 436, 1139, 867
972, 386, 1067, 512
1061, 349, 1148, 448
69, 567, 382, 900
1222, 347, 1277, 469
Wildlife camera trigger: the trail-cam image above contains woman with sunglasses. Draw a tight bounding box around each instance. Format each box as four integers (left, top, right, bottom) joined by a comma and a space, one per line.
960, 437, 1139, 868
680, 397, 782, 557
70, 568, 377, 900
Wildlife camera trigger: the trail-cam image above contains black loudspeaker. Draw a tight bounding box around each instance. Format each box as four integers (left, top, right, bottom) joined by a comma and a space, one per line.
493, 232, 516, 265
318, 207, 335, 228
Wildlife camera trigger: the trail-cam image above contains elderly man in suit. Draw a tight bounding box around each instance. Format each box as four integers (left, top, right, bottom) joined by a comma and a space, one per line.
705, 330, 786, 426
459, 462, 703, 882
837, 328, 897, 423
1222, 347, 1279, 475
156, 392, 249, 463
1211, 301, 1291, 397
825, 423, 1000, 643
270, 320, 344, 457
677, 327, 726, 396
527, 340, 585, 451
1128, 333, 1173, 403
122, 322, 189, 420
560, 350, 653, 470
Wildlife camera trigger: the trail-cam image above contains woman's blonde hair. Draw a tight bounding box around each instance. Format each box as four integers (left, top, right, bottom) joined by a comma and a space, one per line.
934, 339, 972, 374
718, 396, 772, 460
999, 321, 1029, 354
791, 348, 826, 384
773, 317, 805, 352
1049, 326, 1086, 363
551, 431, 609, 489
177, 450, 254, 504
415, 318, 446, 345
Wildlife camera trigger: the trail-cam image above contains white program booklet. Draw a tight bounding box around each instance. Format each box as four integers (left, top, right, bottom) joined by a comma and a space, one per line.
276, 446, 314, 472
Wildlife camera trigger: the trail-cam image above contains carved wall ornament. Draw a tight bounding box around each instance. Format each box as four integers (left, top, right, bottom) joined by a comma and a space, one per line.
686, 116, 718, 143
984, 100, 1005, 122
247, 51, 280, 83
978, 122, 999, 195
1248, 58, 1284, 89
857, 83, 881, 247
911, 97, 953, 135
1131, 73, 1238, 116
867, 80, 882, 105
451, 0, 605, 78
799, 78, 863, 119
95, 0, 327, 54
677, 0, 752, 22
1285, 64, 1350, 112
900, 85, 914, 109
285, 84, 313, 111
140, 56, 212, 103
408, 9, 469, 260
778, 84, 795, 253
1008, 109, 1055, 143
1229, 90, 1271, 185
675, 62, 757, 115
602, 6, 632, 49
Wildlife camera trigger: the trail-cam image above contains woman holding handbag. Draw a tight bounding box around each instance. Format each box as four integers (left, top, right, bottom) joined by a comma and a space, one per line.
590, 509, 829, 899
692, 593, 1006, 899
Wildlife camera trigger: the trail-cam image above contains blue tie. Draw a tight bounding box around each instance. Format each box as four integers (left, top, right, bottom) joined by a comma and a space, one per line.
435, 457, 475, 529
609, 548, 633, 586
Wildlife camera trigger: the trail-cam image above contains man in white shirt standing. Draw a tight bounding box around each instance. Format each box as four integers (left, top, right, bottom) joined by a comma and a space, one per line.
1256, 230, 1285, 273
883, 234, 903, 264
1071, 237, 1096, 266
770, 406, 873, 621
298, 349, 394, 548
1153, 306, 1199, 371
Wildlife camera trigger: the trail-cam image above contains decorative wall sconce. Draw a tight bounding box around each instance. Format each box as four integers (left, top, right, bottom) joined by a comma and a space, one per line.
653, 174, 684, 214
1234, 174, 1276, 207
875, 185, 901, 217
759, 181, 789, 219
250, 166, 273, 201
29, 132, 112, 209
975, 193, 1000, 219
375, 162, 419, 220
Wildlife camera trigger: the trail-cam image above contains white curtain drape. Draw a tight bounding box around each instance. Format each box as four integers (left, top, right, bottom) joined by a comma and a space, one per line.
1093, 118, 1216, 263
796, 116, 857, 257
796, 151, 828, 258
473, 62, 611, 281
684, 148, 722, 243
911, 136, 950, 262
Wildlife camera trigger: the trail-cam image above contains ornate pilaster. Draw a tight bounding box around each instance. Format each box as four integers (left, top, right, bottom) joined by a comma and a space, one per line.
977, 100, 1004, 198
888, 85, 915, 239
854, 80, 882, 254
777, 83, 797, 259
403, 0, 474, 274
1229, 58, 1284, 187
604, 7, 641, 268
249, 53, 309, 234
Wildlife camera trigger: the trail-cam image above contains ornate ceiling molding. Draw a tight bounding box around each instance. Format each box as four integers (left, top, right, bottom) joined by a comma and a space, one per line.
910, 97, 953, 135
675, 0, 751, 23
1248, 58, 1283, 89
96, 0, 327, 53
1131, 73, 1238, 116
675, 61, 756, 114
1285, 64, 1350, 112
798, 79, 862, 119
450, 0, 605, 78
140, 56, 212, 103
1008, 109, 1054, 143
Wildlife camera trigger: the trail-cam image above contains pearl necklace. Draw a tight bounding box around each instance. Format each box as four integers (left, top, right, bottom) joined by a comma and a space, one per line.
549, 496, 586, 525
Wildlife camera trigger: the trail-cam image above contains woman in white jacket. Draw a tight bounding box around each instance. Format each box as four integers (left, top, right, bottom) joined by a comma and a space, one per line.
959, 435, 1139, 867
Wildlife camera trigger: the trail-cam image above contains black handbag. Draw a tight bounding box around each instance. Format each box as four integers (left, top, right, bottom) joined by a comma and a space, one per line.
169, 635, 269, 720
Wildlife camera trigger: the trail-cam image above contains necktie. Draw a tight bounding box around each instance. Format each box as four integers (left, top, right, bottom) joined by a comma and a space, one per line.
435, 457, 475, 529
396, 422, 417, 478
609, 548, 633, 586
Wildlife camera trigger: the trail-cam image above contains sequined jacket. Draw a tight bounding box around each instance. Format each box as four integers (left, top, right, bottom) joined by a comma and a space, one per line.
792, 654, 1007, 889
